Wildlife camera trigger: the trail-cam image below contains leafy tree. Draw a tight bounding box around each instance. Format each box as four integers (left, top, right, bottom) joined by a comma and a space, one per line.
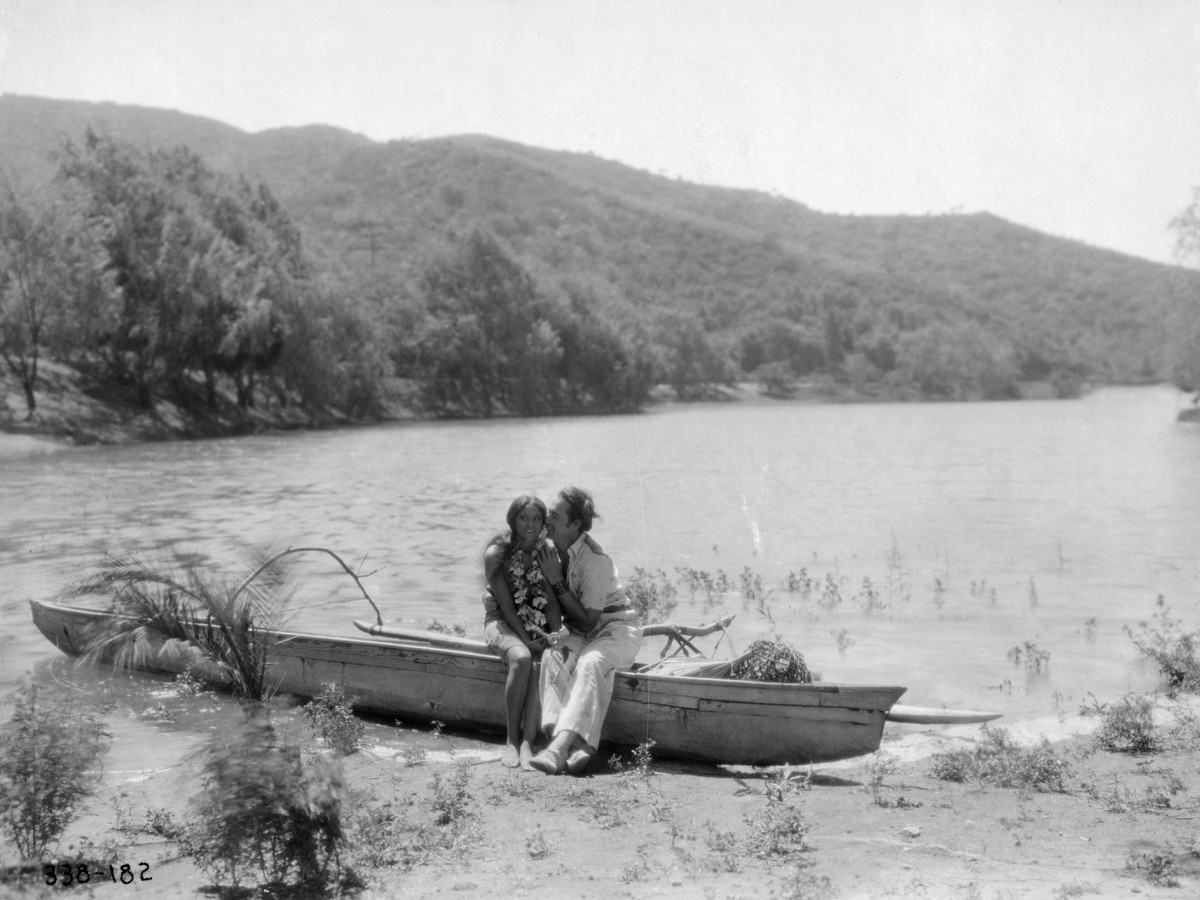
418, 228, 546, 416
653, 309, 733, 400
0, 190, 80, 414
57, 132, 311, 411
894, 321, 1019, 400
1169, 195, 1200, 399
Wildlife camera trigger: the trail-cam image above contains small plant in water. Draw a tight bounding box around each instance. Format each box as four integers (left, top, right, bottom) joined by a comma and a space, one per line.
1007, 640, 1051, 672
303, 682, 365, 754
932, 577, 946, 611
782, 567, 814, 597
818, 573, 843, 610
1125, 596, 1200, 693
830, 628, 854, 654
856, 576, 886, 615
626, 568, 679, 623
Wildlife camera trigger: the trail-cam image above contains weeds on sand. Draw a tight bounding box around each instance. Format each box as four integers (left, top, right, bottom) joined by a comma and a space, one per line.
866, 753, 924, 810
930, 725, 1072, 793
0, 679, 111, 861
607, 739, 657, 778
1125, 596, 1200, 694
1093, 696, 1159, 754
426, 761, 472, 828
743, 797, 813, 859
303, 682, 365, 755
1053, 883, 1102, 899
1125, 848, 1181, 888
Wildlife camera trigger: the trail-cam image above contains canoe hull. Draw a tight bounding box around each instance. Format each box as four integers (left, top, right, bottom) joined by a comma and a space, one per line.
30, 599, 906, 766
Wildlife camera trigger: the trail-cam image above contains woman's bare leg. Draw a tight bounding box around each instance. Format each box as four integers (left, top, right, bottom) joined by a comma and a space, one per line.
502, 646, 533, 767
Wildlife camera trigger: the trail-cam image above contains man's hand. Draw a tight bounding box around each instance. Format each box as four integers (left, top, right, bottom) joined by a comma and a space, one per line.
537, 543, 564, 582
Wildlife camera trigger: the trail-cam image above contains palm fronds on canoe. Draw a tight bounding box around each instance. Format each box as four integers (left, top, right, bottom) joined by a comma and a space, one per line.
59, 548, 300, 702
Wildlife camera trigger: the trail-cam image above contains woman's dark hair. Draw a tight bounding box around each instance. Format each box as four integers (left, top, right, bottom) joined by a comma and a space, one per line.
557, 486, 599, 533
484, 494, 547, 580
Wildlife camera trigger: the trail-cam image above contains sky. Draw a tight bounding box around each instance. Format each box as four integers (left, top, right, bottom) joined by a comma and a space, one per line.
1, 0, 1198, 264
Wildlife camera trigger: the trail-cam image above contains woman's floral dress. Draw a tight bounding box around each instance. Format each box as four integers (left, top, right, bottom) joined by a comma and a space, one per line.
504, 537, 553, 638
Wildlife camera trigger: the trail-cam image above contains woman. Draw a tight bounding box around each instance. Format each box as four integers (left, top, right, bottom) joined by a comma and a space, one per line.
483, 494, 563, 768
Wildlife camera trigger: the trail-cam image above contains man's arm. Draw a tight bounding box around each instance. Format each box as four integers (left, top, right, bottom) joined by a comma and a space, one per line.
537, 545, 601, 633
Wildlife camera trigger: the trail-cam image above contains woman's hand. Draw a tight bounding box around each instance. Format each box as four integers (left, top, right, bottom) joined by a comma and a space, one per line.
529, 625, 568, 650
537, 543, 564, 582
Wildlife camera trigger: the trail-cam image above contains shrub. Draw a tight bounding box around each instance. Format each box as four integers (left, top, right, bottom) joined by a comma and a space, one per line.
1093, 696, 1158, 754
744, 799, 812, 858
1125, 597, 1200, 693
0, 680, 111, 860
186, 709, 348, 891
930, 725, 1072, 792
303, 683, 365, 755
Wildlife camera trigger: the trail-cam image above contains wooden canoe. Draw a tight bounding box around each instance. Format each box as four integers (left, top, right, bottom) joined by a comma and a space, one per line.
31, 598, 913, 766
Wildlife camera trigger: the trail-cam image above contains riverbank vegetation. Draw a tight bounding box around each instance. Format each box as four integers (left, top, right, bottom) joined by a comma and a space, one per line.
3, 553, 1200, 894
3, 96, 1200, 441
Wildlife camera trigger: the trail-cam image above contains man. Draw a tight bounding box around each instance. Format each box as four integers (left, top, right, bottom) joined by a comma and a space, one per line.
529, 486, 642, 775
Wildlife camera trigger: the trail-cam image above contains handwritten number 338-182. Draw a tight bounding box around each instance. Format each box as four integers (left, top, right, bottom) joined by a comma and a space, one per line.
44, 862, 152, 885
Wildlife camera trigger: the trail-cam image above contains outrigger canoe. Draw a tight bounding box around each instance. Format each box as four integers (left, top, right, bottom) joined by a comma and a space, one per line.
29, 598, 998, 767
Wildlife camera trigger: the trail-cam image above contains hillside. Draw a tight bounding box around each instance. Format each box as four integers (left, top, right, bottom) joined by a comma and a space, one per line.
0, 93, 1195, 438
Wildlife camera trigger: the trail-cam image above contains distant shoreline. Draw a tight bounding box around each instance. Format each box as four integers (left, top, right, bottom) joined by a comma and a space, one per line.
1, 361, 1184, 450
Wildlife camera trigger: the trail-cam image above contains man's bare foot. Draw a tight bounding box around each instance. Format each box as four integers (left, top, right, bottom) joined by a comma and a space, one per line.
501, 742, 521, 768
519, 741, 535, 770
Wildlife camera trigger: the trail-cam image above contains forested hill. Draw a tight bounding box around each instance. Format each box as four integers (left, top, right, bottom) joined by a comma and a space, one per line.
1, 94, 1195, 431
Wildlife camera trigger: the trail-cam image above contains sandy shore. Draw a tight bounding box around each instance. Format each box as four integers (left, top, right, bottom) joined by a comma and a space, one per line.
3, 690, 1198, 899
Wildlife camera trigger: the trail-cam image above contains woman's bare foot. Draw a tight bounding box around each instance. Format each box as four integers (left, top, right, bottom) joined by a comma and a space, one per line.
519, 741, 535, 770
501, 742, 521, 768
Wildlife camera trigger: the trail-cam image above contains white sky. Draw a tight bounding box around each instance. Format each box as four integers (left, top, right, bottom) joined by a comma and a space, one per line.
1, 0, 1198, 264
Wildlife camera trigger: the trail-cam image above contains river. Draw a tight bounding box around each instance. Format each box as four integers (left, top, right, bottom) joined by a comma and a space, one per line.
2, 385, 1199, 752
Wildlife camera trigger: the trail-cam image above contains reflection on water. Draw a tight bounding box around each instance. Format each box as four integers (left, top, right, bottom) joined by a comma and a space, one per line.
3, 386, 1199, 736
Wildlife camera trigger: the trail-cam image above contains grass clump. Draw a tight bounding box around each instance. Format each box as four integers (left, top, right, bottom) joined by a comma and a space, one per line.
0, 680, 111, 861
1092, 696, 1159, 754
185, 709, 350, 892
1125, 596, 1200, 694
303, 682, 365, 755
930, 725, 1072, 793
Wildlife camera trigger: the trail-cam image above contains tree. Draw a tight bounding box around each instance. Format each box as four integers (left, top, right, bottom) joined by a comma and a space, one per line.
0, 191, 73, 414
1169, 193, 1200, 400
57, 132, 313, 411
418, 229, 551, 416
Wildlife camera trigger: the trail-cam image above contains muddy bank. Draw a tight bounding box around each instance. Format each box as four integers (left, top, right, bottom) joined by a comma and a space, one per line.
3, 686, 1198, 899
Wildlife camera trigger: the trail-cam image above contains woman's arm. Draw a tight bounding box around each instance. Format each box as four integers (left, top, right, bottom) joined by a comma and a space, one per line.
485, 545, 544, 651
